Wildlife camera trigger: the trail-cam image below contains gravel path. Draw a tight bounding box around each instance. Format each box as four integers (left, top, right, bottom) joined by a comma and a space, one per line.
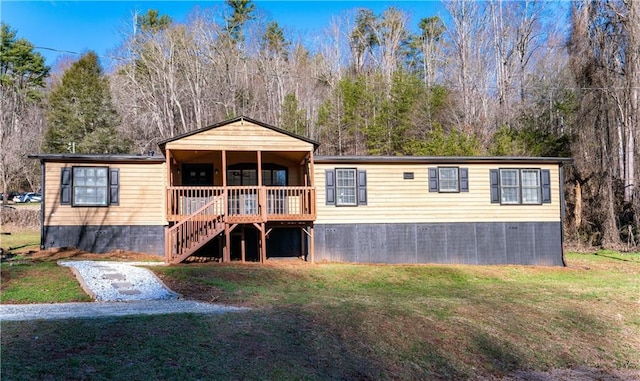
1, 260, 247, 321
59, 260, 178, 302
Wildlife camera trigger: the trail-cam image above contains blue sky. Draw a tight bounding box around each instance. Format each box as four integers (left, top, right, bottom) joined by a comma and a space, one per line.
1, 1, 443, 70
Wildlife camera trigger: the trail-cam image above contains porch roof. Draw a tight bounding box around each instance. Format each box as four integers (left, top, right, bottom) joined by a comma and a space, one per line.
158, 116, 320, 152
29, 153, 166, 164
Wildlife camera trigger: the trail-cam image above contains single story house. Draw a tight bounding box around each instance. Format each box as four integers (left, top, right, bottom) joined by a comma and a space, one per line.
31, 116, 572, 266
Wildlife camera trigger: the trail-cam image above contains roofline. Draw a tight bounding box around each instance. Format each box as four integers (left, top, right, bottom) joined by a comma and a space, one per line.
29, 153, 166, 163
314, 156, 573, 165
157, 115, 320, 150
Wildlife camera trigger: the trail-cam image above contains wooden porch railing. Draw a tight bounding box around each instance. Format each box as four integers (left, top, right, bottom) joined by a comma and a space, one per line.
165, 195, 225, 264
265, 186, 316, 221
167, 186, 316, 223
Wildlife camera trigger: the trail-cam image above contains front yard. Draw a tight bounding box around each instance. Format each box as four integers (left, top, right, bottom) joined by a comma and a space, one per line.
1, 247, 639, 380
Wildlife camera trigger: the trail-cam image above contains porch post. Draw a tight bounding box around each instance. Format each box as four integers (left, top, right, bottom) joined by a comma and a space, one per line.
222, 150, 230, 262
241, 227, 246, 263
308, 151, 315, 187
257, 150, 262, 185
309, 224, 315, 263
221, 150, 227, 187
260, 222, 266, 264
165, 148, 172, 219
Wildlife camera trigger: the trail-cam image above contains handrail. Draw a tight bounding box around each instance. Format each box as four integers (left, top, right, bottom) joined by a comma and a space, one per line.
166, 194, 225, 263
167, 186, 316, 222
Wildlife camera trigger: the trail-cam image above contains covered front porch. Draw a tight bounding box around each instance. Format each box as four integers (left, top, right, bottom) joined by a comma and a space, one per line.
162, 146, 316, 264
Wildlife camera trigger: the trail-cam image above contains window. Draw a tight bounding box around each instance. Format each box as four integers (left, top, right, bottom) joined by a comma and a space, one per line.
227, 164, 287, 186
336, 168, 356, 206
60, 167, 119, 207
490, 168, 551, 205
438, 167, 459, 192
325, 168, 367, 206
521, 169, 541, 204
429, 167, 469, 193
500, 169, 520, 204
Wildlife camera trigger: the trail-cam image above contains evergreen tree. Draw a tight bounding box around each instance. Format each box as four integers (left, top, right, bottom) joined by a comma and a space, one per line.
262, 21, 289, 59
225, 0, 255, 43
281, 93, 306, 135
1, 23, 49, 96
44, 51, 129, 154
137, 9, 172, 34
0, 23, 50, 199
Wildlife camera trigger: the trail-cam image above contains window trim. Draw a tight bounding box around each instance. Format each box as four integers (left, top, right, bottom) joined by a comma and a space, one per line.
493, 168, 547, 205
499, 168, 521, 204
437, 167, 460, 193
326, 168, 367, 207
335, 168, 358, 206
71, 166, 110, 207
61, 166, 118, 207
520, 169, 542, 205
429, 166, 468, 193
227, 163, 288, 186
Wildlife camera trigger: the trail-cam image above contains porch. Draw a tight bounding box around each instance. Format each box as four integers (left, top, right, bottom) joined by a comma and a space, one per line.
162, 150, 317, 264
166, 186, 316, 223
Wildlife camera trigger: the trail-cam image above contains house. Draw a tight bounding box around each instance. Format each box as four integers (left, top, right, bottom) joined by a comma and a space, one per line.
31, 116, 572, 266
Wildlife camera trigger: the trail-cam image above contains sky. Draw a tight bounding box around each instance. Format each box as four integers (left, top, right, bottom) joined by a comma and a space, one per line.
1, 1, 443, 71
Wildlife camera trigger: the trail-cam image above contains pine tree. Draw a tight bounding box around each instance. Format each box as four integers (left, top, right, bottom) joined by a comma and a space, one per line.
1, 23, 50, 199
225, 0, 255, 43
44, 51, 129, 154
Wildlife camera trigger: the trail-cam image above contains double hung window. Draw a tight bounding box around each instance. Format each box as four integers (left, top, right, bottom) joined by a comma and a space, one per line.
490, 168, 550, 205
428, 167, 469, 193
335, 168, 357, 206
325, 168, 367, 206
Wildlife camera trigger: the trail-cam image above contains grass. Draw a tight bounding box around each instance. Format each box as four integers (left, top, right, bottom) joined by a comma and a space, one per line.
0, 228, 40, 253
0, 261, 92, 303
1, 251, 639, 380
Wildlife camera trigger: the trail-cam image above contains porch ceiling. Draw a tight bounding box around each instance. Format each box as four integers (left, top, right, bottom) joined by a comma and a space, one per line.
169, 149, 309, 163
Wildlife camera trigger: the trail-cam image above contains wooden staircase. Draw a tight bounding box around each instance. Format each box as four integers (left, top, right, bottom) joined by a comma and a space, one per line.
165, 196, 225, 264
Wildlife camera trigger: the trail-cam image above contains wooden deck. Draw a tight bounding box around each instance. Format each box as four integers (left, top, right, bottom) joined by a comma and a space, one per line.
167, 186, 316, 223
165, 186, 316, 263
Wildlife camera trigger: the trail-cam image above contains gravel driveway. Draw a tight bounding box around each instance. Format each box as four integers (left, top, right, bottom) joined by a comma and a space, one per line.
0, 260, 247, 321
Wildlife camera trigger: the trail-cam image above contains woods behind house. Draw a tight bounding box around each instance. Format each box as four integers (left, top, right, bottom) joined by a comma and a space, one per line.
1, 0, 638, 249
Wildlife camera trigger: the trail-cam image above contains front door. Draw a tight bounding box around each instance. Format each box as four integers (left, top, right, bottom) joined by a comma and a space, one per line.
182, 164, 214, 186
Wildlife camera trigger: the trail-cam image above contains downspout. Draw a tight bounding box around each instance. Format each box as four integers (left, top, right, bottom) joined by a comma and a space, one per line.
559, 163, 567, 267
39, 159, 45, 250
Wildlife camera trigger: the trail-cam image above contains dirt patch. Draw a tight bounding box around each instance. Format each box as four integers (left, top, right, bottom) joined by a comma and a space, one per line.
157, 274, 224, 304
9, 247, 163, 263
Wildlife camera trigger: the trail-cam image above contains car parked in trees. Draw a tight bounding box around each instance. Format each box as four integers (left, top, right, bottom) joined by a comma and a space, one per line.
15, 192, 42, 203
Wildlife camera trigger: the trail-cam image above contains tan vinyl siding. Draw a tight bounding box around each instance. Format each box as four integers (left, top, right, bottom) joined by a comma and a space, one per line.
44, 162, 166, 226
165, 121, 314, 151
315, 163, 561, 224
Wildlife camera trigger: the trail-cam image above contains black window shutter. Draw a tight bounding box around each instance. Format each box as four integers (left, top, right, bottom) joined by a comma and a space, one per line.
541, 169, 551, 203
109, 168, 120, 205
357, 170, 367, 205
459, 168, 469, 192
60, 168, 72, 205
428, 167, 438, 192
490, 169, 500, 203
325, 169, 335, 205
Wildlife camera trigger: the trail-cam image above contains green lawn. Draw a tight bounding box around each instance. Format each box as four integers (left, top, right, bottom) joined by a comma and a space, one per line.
0, 229, 40, 253
1, 251, 639, 380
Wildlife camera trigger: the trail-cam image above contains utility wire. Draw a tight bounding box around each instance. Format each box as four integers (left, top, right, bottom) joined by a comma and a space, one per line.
34, 46, 81, 56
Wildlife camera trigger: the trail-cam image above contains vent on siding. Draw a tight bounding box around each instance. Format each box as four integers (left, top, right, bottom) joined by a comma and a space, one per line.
403, 172, 414, 180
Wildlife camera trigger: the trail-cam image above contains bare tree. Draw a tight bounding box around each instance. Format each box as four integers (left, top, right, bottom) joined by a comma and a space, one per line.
568, 0, 639, 247
442, 0, 493, 141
